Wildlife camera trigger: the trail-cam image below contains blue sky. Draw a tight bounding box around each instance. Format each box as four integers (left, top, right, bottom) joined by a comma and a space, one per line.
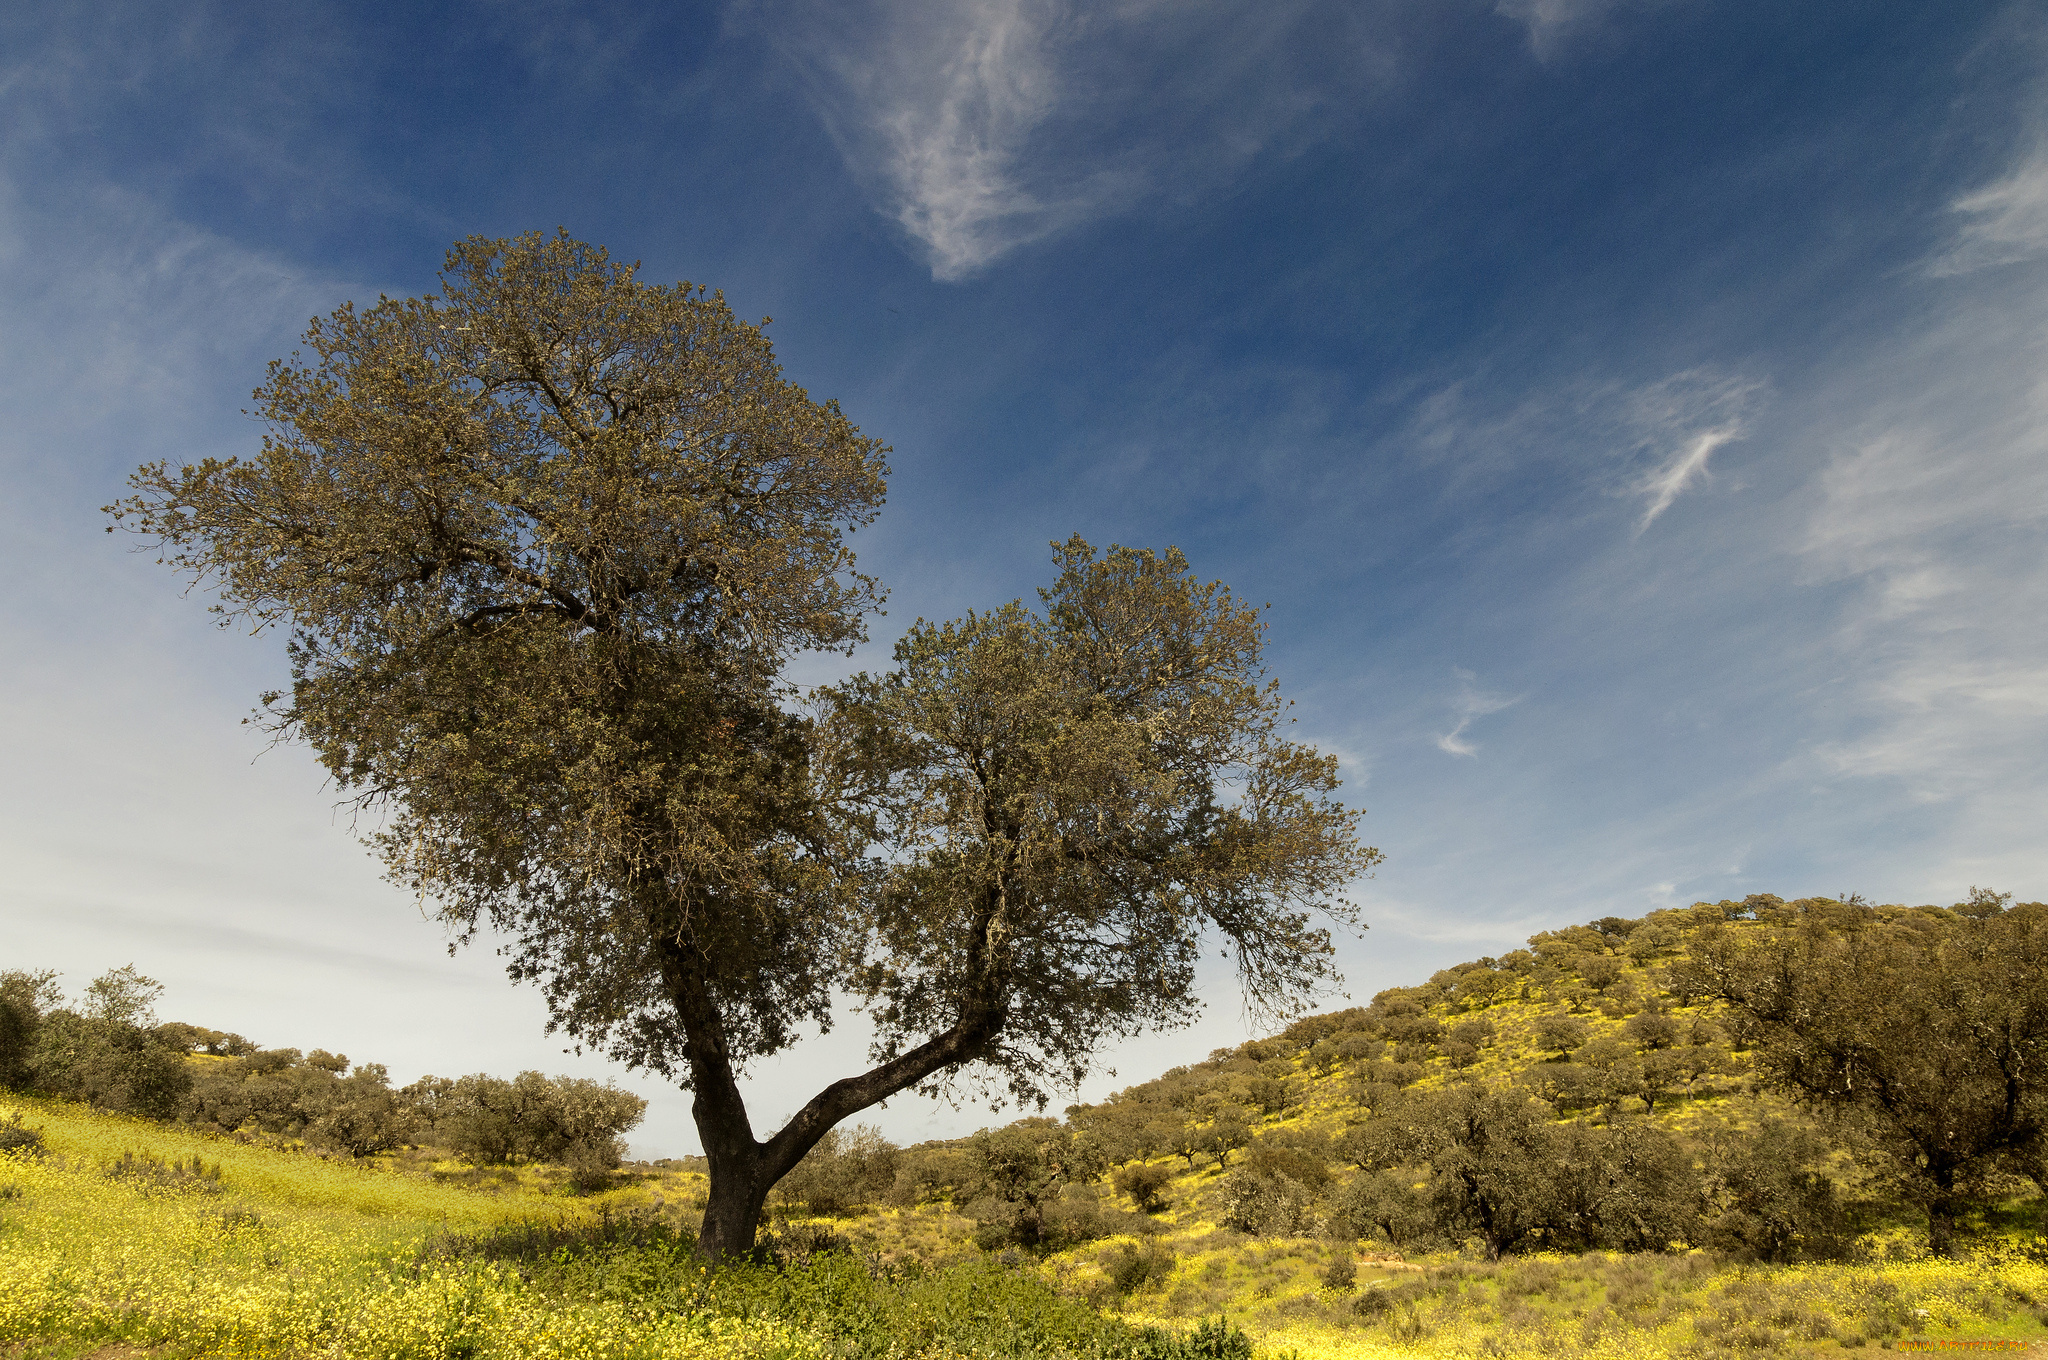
5, 0, 2045, 1155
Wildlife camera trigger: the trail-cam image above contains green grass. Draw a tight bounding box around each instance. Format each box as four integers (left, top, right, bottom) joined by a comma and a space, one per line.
0, 1098, 1235, 1359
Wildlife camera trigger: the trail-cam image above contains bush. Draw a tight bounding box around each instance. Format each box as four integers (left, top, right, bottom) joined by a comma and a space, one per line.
773, 1123, 900, 1216
1322, 1253, 1357, 1291
0, 1110, 45, 1156
1177, 1315, 1253, 1359
1114, 1161, 1174, 1213
408, 1070, 644, 1172
187, 1049, 421, 1156
1102, 1239, 1176, 1295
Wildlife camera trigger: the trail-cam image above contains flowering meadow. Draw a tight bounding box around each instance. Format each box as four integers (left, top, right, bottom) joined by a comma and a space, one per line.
10, 1093, 2048, 1359
0, 1098, 829, 1360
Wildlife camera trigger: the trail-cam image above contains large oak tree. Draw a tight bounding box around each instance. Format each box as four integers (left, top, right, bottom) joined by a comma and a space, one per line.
112, 232, 1377, 1256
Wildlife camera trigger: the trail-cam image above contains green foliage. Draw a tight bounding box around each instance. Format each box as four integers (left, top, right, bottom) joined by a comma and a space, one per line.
4, 968, 191, 1119
960, 1117, 1136, 1253
407, 1071, 645, 1181
1694, 1111, 1851, 1261
1102, 1238, 1177, 1295
1689, 891, 2048, 1253
1114, 1160, 1174, 1213
30, 1009, 193, 1119
0, 969, 60, 1091
186, 1048, 425, 1157
79, 964, 163, 1028
770, 1123, 900, 1216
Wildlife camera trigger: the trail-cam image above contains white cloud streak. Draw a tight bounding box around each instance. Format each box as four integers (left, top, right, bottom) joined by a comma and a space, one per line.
1931, 138, 2048, 276
1436, 667, 1521, 757
1493, 0, 1672, 59
760, 0, 1397, 279
1624, 369, 1761, 533
1632, 425, 1738, 531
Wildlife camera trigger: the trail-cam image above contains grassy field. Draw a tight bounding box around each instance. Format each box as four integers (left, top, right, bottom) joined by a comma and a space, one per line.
10, 1094, 2048, 1359
0, 1095, 812, 1359
0, 1097, 1226, 1360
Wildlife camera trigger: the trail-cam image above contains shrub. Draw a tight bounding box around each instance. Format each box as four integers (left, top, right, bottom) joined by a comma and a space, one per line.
0, 1110, 45, 1156
1321, 1253, 1357, 1291
1102, 1239, 1176, 1295
1115, 1161, 1174, 1213
1178, 1315, 1253, 1359
774, 1124, 900, 1216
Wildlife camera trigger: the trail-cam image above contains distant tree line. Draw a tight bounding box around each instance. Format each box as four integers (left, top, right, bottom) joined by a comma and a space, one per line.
695, 891, 2046, 1266
0, 965, 643, 1182
1046, 889, 2048, 1262
11, 887, 2039, 1261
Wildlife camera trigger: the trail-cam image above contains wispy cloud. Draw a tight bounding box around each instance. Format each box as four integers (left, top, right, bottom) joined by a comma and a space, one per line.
1623, 370, 1761, 533
1493, 0, 1672, 59
1436, 667, 1521, 757
784, 0, 1086, 280
1930, 138, 2048, 276
759, 0, 1398, 279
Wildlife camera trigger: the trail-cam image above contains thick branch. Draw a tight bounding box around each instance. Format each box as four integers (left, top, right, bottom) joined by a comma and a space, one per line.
758, 990, 1011, 1186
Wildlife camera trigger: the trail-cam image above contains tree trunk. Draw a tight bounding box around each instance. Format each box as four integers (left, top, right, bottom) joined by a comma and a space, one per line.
652, 895, 1014, 1261
1926, 1191, 1964, 1258
697, 1138, 772, 1260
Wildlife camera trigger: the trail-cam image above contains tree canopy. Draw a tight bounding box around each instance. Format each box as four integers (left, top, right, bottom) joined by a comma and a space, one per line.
111, 231, 1375, 1256
1687, 890, 2048, 1254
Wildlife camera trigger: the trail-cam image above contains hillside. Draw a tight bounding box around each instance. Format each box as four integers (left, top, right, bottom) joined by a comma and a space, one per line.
10, 892, 2048, 1359
753, 893, 2048, 1354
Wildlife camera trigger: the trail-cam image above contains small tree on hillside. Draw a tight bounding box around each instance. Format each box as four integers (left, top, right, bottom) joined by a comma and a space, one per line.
111, 233, 1377, 1257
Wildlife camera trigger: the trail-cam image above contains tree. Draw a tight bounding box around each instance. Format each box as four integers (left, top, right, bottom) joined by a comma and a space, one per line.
1113, 1160, 1173, 1213
1349, 1084, 1569, 1260
81, 965, 164, 1028
1694, 1111, 1848, 1261
1688, 895, 2048, 1254
0, 970, 61, 1091
112, 232, 1375, 1258
1533, 1013, 1591, 1058
1201, 1107, 1254, 1168
961, 1117, 1111, 1253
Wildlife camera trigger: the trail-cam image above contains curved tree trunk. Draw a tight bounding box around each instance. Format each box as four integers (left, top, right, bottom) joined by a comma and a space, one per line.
652, 888, 1015, 1260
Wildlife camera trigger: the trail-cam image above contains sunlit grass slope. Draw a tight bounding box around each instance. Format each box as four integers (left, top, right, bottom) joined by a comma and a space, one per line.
0, 1097, 817, 1359
921, 900, 2048, 1356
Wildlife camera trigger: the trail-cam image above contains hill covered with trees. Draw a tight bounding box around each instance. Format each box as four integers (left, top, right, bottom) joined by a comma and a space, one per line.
9, 888, 2048, 1356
